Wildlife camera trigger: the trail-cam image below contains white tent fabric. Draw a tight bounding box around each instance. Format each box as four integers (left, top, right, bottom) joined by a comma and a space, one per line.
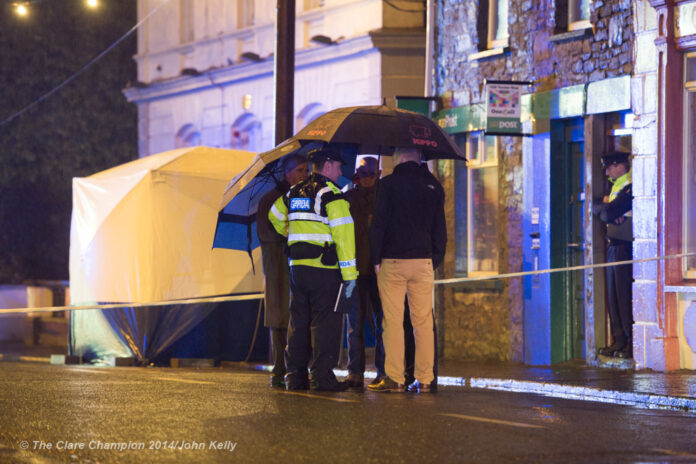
70, 146, 263, 305
68, 147, 264, 363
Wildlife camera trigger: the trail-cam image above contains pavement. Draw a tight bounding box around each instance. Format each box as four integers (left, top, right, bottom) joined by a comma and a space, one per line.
3, 342, 696, 412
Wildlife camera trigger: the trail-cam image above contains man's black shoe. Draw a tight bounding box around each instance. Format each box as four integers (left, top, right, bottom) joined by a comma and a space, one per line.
346, 373, 364, 389
311, 381, 348, 392
614, 346, 633, 359
270, 376, 286, 388
598, 339, 626, 357
406, 380, 431, 393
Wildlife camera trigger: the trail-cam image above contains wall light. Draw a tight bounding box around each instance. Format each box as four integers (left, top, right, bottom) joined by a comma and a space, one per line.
14, 2, 29, 16
86, 0, 99, 8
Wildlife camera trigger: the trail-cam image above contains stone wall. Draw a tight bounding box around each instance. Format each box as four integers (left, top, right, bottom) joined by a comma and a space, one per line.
630, 0, 658, 370
435, 0, 634, 362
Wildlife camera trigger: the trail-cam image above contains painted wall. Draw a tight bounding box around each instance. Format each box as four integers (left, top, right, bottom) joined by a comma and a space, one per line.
126, 0, 425, 156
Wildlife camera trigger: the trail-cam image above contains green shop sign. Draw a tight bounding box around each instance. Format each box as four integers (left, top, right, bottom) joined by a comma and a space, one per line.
432, 104, 485, 134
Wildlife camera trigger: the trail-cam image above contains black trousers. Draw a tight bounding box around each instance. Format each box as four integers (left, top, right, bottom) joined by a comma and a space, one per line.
347, 274, 385, 376
270, 328, 287, 381
606, 241, 633, 343
286, 265, 343, 389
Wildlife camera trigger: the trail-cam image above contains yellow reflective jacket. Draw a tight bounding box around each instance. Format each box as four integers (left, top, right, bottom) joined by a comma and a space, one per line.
269, 173, 358, 281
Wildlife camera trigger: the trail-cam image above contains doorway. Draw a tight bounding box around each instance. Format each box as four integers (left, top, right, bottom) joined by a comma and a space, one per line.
550, 118, 586, 362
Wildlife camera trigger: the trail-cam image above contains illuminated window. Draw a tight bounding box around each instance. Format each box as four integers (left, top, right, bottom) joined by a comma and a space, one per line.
238, 0, 255, 28
303, 0, 324, 11
231, 113, 262, 152
180, 0, 194, 43
683, 53, 696, 277
454, 132, 499, 276
555, 0, 591, 32
488, 0, 509, 49
175, 124, 201, 148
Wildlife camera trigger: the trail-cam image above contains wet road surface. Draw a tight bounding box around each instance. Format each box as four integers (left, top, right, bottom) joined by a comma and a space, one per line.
2, 362, 696, 463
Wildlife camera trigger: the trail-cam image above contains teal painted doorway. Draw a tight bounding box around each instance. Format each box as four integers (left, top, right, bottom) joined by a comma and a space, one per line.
550, 118, 586, 363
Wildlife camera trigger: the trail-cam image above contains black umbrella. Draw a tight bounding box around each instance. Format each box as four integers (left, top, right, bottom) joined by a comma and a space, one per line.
293, 104, 466, 160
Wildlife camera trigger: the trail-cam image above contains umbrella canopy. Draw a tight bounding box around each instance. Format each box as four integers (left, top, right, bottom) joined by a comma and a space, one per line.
293, 105, 467, 160
214, 139, 332, 252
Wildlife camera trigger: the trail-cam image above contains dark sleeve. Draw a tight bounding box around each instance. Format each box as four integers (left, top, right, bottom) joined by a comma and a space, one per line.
431, 184, 447, 269
369, 182, 388, 266
599, 184, 632, 223
256, 189, 284, 242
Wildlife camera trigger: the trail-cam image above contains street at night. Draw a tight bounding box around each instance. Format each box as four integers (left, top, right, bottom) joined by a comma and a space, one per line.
2, 362, 696, 463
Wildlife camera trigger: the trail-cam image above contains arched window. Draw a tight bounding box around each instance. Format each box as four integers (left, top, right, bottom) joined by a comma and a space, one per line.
175, 124, 201, 148
296, 103, 325, 132
230, 113, 262, 152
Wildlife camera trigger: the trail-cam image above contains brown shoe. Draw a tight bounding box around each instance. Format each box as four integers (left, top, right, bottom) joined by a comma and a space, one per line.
366, 377, 405, 393
369, 374, 387, 386
347, 373, 364, 389
407, 380, 432, 393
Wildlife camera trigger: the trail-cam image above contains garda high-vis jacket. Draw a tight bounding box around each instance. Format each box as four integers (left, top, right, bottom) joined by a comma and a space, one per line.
599, 170, 632, 243
269, 173, 358, 281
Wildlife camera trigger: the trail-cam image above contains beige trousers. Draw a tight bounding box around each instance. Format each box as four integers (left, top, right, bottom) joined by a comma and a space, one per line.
377, 258, 434, 385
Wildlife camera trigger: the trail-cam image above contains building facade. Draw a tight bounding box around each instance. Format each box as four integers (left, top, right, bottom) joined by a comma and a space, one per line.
432, 0, 637, 366
430, 0, 696, 372
123, 0, 427, 156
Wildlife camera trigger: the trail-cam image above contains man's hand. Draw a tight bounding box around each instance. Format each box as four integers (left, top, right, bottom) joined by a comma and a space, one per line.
345, 279, 357, 299
374, 264, 381, 275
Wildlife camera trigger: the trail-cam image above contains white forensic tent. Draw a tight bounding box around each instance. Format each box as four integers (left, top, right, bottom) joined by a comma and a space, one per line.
69, 146, 264, 363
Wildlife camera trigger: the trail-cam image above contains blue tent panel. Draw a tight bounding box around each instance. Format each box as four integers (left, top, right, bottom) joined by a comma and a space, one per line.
213, 220, 260, 251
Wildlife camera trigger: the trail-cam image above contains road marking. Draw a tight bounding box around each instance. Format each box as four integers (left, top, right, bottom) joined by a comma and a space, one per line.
651, 448, 696, 458
152, 377, 217, 385
279, 391, 359, 403
440, 413, 546, 429
69, 368, 110, 374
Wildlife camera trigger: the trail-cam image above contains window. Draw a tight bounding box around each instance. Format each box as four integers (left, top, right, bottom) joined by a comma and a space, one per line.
230, 113, 262, 152
175, 124, 201, 148
238, 0, 255, 28
488, 0, 509, 49
555, 0, 591, 33
683, 53, 696, 277
180, 0, 194, 43
303, 0, 324, 11
295, 103, 325, 132
454, 132, 499, 276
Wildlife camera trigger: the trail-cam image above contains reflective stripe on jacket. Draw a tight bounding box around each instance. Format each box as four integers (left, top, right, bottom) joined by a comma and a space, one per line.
609, 170, 632, 217
269, 173, 358, 280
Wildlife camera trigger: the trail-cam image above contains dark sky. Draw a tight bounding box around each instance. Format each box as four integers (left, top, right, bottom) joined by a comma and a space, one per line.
0, 0, 139, 282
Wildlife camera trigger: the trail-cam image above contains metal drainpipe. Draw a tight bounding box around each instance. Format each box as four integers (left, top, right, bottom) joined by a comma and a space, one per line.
424, 0, 436, 99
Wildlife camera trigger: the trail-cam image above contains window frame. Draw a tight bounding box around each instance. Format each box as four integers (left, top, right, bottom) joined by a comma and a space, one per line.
487, 0, 509, 50
567, 0, 591, 31
682, 51, 696, 278
466, 132, 500, 277
238, 0, 255, 29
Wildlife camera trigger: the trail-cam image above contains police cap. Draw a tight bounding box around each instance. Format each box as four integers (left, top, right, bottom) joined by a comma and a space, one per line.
306, 147, 346, 165
601, 151, 630, 168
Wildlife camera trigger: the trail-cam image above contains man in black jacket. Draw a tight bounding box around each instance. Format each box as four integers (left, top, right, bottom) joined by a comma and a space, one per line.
367, 147, 446, 393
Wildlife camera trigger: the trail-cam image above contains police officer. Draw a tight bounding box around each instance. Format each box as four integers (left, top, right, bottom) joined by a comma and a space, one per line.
269, 147, 358, 391
593, 151, 633, 359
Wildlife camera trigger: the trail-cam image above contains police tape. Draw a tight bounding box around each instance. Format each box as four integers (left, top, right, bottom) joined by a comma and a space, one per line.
0, 293, 264, 315
1, 252, 694, 315
434, 251, 696, 286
